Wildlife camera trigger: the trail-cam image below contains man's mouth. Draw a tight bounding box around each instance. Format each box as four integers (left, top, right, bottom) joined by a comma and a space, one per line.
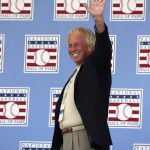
71, 52, 79, 57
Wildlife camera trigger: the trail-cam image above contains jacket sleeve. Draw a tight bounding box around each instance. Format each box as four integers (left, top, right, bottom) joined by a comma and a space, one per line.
94, 24, 112, 67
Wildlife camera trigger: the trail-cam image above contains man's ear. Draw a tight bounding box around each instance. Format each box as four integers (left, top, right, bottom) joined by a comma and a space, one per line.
87, 45, 93, 54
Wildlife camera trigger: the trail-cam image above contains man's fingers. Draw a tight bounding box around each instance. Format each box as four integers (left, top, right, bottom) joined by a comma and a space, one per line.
82, 3, 89, 10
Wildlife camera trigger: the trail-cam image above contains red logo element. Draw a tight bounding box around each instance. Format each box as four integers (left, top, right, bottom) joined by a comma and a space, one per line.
0, 0, 33, 20
0, 88, 29, 126
108, 89, 143, 128
110, 0, 145, 20
49, 88, 62, 126
54, 0, 88, 21
137, 35, 150, 74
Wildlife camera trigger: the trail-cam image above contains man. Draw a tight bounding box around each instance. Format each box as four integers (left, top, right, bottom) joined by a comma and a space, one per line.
51, 0, 112, 149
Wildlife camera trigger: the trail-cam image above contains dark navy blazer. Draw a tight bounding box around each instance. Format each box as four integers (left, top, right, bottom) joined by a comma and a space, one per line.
51, 25, 112, 150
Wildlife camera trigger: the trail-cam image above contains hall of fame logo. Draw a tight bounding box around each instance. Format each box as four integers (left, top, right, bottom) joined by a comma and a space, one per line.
0, 35, 5, 73
0, 0, 34, 20
0, 87, 30, 126
110, 0, 146, 21
133, 144, 150, 150
54, 0, 89, 21
108, 88, 143, 128
109, 35, 116, 74
137, 35, 150, 74
49, 88, 62, 127
19, 141, 51, 150
24, 35, 60, 73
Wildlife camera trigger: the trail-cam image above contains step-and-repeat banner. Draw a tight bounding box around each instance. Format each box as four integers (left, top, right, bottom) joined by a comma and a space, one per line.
0, 0, 150, 150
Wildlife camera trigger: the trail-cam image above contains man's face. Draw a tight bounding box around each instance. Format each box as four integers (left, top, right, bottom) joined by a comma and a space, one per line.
68, 32, 91, 65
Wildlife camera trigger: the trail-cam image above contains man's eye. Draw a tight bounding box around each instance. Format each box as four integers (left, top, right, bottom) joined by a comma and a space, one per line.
68, 43, 81, 48
75, 43, 80, 47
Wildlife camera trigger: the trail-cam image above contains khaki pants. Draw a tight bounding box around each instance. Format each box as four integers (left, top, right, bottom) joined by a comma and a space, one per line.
60, 129, 110, 150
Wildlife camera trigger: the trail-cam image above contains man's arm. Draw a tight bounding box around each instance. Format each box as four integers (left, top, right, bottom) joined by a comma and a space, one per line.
83, 0, 106, 33
84, 0, 111, 64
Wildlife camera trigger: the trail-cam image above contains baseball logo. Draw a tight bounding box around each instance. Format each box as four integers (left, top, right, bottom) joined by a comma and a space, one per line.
120, 0, 136, 13
8, 0, 24, 13
3, 102, 19, 119
34, 49, 50, 66
116, 104, 132, 120
64, 0, 80, 13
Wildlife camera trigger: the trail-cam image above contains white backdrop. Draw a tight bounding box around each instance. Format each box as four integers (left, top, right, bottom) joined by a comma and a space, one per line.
0, 0, 150, 150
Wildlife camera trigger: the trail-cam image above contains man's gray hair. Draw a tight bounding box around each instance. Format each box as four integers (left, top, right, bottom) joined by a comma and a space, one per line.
67, 27, 96, 50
